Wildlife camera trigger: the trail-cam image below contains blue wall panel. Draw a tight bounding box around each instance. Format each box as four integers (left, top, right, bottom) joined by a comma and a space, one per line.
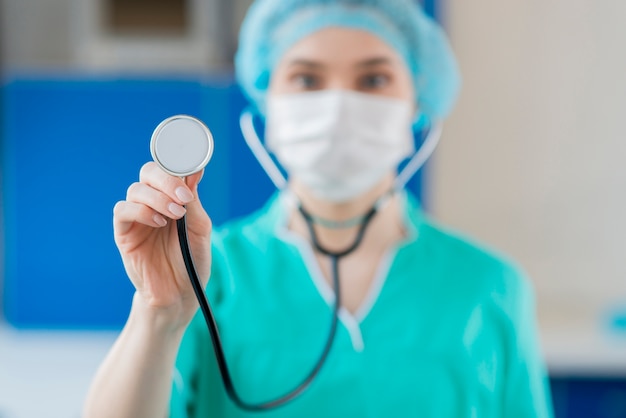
0, 77, 270, 329
1, 76, 423, 329
550, 377, 626, 418
2, 78, 200, 328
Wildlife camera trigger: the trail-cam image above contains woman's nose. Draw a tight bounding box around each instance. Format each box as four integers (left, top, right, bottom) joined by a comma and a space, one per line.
324, 76, 357, 92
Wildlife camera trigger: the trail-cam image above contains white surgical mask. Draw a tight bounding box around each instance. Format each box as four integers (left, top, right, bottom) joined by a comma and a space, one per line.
264, 90, 415, 203
239, 90, 444, 204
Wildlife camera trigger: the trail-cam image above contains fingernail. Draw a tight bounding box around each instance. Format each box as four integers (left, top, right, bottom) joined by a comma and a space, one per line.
153, 214, 167, 227
175, 187, 194, 203
168, 203, 187, 217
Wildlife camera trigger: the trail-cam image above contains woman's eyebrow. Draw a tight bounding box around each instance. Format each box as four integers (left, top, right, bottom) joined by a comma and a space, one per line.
356, 57, 393, 68
287, 59, 325, 69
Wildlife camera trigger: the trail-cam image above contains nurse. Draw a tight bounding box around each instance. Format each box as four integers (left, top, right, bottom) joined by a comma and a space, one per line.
84, 0, 553, 417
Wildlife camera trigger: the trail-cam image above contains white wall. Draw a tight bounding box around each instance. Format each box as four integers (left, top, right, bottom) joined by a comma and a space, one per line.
1, 0, 74, 69
437, 0, 626, 367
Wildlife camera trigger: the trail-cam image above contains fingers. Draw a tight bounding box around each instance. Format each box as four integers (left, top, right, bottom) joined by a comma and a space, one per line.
113, 200, 168, 236
139, 162, 196, 206
126, 182, 187, 220
115, 163, 209, 234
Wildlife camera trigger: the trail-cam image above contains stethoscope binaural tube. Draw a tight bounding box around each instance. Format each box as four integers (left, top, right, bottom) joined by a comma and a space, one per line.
151, 115, 379, 411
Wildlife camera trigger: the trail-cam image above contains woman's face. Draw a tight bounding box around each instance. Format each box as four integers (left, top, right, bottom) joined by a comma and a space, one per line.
269, 27, 415, 104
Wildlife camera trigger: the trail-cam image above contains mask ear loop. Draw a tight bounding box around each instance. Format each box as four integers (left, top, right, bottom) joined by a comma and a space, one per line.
239, 108, 288, 190
241, 107, 443, 227
241, 107, 442, 194
393, 120, 444, 191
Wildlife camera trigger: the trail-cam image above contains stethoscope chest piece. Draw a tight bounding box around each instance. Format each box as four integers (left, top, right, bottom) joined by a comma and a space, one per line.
150, 115, 214, 177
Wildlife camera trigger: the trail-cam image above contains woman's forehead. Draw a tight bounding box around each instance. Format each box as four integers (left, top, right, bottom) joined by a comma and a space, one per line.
279, 27, 404, 67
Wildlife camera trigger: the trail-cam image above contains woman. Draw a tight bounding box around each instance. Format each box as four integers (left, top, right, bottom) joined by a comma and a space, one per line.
84, 0, 553, 417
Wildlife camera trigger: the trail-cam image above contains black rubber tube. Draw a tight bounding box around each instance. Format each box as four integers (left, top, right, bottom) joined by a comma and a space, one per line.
176, 203, 377, 411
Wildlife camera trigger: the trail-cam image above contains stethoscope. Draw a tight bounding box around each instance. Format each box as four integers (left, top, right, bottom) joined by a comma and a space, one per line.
150, 112, 442, 411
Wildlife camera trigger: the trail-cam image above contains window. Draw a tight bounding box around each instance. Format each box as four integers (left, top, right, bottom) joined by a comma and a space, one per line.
106, 0, 189, 35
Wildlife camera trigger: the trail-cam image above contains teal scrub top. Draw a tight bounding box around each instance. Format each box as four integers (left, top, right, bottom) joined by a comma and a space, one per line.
170, 192, 553, 417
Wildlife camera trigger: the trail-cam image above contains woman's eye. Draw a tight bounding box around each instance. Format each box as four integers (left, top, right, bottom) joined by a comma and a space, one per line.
359, 74, 390, 90
292, 74, 321, 90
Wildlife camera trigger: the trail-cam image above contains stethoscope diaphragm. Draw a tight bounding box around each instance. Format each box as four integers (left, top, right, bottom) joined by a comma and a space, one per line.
150, 115, 214, 177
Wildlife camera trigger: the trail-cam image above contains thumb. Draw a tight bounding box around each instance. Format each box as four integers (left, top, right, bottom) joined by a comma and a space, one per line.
185, 169, 204, 193
184, 169, 208, 218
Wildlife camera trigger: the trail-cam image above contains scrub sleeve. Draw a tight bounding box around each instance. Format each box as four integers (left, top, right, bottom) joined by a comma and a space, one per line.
169, 193, 553, 417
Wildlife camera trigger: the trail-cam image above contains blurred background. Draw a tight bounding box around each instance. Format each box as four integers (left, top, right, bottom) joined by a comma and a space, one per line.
1, 0, 626, 417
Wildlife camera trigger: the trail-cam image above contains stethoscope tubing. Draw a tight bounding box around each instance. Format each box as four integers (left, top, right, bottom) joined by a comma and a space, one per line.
176, 203, 377, 410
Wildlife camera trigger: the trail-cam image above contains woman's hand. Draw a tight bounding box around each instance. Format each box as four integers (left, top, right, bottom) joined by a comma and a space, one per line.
113, 162, 212, 329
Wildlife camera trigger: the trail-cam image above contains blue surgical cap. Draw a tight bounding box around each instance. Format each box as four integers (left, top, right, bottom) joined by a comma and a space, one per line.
235, 0, 461, 123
